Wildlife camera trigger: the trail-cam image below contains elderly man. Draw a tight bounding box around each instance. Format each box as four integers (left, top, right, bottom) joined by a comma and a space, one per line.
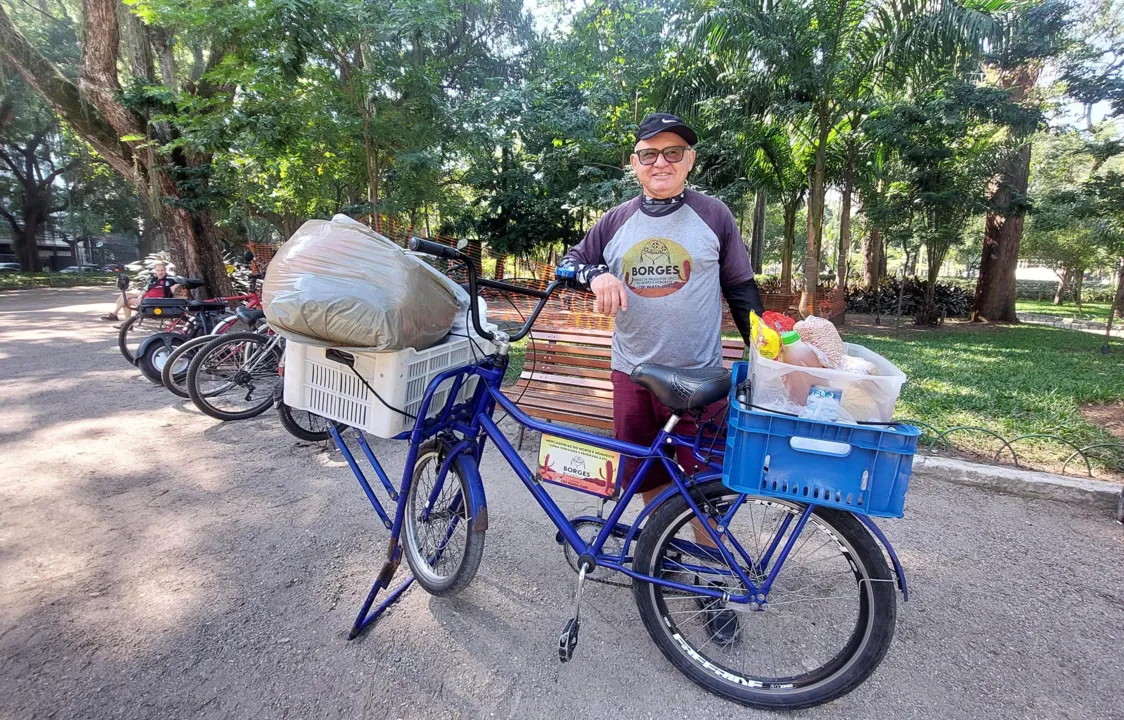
560, 113, 763, 643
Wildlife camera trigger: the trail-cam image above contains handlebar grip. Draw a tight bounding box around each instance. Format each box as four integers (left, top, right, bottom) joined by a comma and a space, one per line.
408, 237, 462, 260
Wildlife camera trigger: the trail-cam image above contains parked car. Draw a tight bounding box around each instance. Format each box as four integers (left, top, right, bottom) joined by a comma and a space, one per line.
0, 262, 21, 272
59, 265, 103, 274
102, 263, 127, 273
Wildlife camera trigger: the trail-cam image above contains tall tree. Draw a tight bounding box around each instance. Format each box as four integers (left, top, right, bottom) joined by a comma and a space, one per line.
971, 0, 1069, 321
0, 0, 233, 292
0, 76, 81, 270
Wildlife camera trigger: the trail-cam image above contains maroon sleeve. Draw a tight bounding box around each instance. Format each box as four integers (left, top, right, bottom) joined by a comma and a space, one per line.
562, 197, 639, 266
684, 190, 754, 287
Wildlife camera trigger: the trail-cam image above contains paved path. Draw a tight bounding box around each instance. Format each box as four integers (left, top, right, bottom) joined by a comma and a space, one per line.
3, 288, 1124, 720
1017, 311, 1124, 338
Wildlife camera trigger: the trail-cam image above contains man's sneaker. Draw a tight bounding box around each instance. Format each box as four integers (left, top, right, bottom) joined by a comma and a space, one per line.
695, 578, 739, 647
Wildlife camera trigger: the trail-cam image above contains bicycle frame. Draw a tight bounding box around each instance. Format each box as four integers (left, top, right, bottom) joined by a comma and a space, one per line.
330, 237, 906, 639
335, 353, 893, 638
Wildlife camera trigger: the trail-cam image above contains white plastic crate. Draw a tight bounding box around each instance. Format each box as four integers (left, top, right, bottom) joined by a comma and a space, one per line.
283, 335, 493, 438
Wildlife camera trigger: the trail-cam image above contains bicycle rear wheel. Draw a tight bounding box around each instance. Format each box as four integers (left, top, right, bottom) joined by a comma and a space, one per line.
117, 314, 182, 363
186, 332, 281, 421
632, 480, 896, 709
277, 402, 335, 441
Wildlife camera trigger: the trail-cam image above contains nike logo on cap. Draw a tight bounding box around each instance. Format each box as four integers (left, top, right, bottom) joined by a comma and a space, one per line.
661, 118, 675, 123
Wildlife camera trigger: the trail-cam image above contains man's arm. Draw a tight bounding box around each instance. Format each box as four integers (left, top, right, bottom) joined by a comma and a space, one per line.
713, 201, 764, 345
559, 201, 637, 316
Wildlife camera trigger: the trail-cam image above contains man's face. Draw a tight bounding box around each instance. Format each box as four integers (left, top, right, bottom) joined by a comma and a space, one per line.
153, 264, 166, 278
630, 131, 695, 199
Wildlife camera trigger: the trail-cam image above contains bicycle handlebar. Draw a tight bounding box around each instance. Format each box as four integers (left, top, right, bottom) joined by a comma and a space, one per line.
406, 236, 573, 345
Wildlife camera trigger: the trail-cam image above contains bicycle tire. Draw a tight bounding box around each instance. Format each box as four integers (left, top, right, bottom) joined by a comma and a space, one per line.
186, 332, 282, 421
117, 314, 184, 363
277, 402, 338, 442
631, 481, 896, 710
138, 333, 186, 385
401, 439, 485, 597
161, 334, 217, 398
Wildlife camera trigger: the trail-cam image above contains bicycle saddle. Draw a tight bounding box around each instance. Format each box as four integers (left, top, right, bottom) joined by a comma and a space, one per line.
174, 276, 206, 290
236, 306, 266, 324
630, 364, 731, 414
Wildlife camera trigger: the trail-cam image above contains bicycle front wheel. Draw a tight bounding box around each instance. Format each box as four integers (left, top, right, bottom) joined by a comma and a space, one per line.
186, 332, 281, 421
401, 439, 485, 597
161, 334, 217, 398
632, 481, 896, 710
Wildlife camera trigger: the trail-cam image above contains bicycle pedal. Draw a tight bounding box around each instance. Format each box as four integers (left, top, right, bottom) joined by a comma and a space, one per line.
558, 616, 579, 662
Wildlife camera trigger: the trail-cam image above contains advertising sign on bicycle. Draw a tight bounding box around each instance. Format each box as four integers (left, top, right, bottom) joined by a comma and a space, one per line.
536, 434, 621, 498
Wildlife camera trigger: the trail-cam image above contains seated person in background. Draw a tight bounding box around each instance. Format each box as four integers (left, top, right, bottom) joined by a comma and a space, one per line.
101, 261, 179, 323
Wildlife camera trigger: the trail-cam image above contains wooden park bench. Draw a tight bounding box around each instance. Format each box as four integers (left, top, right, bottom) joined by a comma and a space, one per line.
503, 325, 745, 446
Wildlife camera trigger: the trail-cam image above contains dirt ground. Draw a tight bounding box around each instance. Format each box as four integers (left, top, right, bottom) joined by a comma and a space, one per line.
3, 288, 1124, 720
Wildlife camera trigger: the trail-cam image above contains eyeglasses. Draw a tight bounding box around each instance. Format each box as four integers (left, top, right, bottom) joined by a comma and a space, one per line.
634, 146, 690, 165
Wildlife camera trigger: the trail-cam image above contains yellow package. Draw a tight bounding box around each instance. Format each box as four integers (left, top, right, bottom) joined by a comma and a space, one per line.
749, 311, 781, 360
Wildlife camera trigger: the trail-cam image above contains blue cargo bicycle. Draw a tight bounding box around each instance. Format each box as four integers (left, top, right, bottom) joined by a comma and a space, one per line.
324, 237, 920, 710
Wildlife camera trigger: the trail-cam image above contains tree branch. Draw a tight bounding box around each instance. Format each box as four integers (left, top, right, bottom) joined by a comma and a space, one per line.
43, 157, 82, 186
0, 200, 21, 235
0, 5, 138, 180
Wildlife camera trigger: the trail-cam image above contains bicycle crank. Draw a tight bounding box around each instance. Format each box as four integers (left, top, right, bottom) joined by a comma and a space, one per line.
558, 563, 587, 662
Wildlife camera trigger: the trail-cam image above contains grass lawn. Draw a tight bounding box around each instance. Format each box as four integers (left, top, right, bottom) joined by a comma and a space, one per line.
1015, 299, 1117, 322
842, 319, 1124, 476
0, 272, 116, 290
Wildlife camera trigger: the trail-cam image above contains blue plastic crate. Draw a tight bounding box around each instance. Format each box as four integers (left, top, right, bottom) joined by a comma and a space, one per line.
722, 362, 920, 518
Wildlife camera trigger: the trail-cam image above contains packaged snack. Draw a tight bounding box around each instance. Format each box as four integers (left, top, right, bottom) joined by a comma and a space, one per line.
762, 311, 795, 333
794, 315, 846, 368
749, 311, 782, 360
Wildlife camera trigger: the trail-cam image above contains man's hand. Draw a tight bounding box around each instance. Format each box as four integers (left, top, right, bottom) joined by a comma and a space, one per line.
591, 273, 629, 317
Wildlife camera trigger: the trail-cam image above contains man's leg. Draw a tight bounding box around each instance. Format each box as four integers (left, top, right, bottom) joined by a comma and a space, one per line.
611, 370, 669, 506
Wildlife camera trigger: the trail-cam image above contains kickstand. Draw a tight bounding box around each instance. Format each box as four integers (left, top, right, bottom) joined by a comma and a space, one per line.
348, 542, 414, 639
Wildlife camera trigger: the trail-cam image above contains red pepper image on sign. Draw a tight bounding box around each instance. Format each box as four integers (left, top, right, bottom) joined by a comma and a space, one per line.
600, 459, 615, 494
538, 453, 560, 482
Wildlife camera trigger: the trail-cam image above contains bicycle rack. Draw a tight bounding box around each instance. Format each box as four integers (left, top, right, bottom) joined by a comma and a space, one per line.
326, 422, 415, 639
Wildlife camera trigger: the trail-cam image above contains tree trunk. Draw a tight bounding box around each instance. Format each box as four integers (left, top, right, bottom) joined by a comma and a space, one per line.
800, 112, 830, 316
1072, 270, 1083, 312
19, 217, 42, 271
863, 226, 882, 288
972, 141, 1031, 322
835, 152, 855, 298
972, 66, 1037, 323
1053, 266, 1069, 305
749, 190, 766, 275
1103, 260, 1124, 352
781, 202, 796, 293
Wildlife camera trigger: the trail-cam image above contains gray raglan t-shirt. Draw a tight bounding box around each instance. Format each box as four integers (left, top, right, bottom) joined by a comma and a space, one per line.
563, 189, 754, 375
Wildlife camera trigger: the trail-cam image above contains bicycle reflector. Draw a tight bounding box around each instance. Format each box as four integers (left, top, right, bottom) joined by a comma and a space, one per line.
154, 308, 163, 315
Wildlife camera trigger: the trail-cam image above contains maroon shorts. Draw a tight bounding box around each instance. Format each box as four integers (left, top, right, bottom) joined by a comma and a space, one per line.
611, 370, 727, 494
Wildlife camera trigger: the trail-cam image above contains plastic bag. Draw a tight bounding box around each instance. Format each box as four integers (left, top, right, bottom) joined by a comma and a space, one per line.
263, 219, 462, 351
749, 311, 782, 360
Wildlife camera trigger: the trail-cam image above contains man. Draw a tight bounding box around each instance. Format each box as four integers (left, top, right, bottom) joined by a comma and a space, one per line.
560, 113, 763, 643
101, 261, 179, 324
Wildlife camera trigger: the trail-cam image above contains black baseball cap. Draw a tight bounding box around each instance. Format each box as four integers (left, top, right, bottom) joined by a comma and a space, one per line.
636, 112, 698, 146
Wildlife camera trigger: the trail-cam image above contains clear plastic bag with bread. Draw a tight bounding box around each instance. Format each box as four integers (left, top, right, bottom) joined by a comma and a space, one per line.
262, 218, 463, 351
749, 341, 907, 424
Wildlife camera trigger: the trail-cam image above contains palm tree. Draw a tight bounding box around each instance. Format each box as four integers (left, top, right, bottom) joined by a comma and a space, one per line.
696, 0, 1005, 315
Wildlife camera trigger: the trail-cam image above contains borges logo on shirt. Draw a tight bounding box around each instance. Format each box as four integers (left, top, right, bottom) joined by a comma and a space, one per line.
622, 237, 692, 298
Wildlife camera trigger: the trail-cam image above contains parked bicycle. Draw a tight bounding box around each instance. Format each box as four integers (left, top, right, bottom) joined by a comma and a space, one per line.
301, 238, 919, 710
185, 313, 284, 421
